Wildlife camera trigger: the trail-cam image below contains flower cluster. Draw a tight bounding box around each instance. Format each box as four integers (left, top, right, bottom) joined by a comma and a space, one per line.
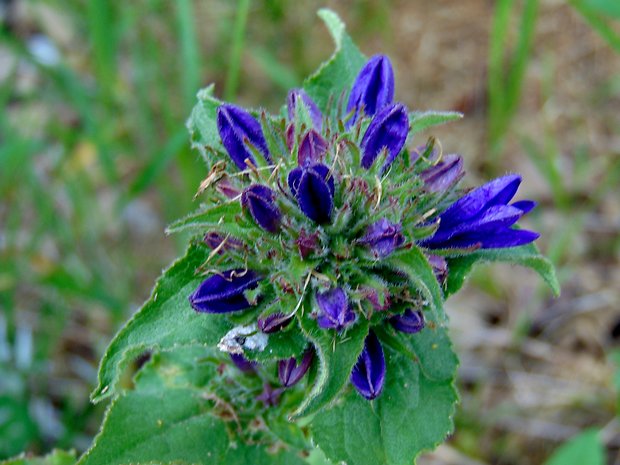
188, 55, 538, 402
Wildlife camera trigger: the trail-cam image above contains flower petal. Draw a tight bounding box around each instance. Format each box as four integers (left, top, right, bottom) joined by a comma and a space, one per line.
241, 184, 282, 233
189, 270, 261, 313
296, 164, 334, 224
350, 331, 386, 400
346, 55, 394, 126
217, 104, 271, 170
360, 103, 409, 170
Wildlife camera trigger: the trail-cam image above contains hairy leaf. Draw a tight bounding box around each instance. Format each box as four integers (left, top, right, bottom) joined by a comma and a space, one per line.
386, 247, 447, 323
91, 243, 232, 402
292, 315, 369, 419
445, 242, 560, 298
303, 9, 366, 116
409, 110, 463, 134
543, 430, 604, 465
311, 349, 458, 465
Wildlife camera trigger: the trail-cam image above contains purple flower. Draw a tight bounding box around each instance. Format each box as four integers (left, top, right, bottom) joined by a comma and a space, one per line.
346, 55, 394, 126
287, 89, 322, 130
350, 331, 386, 400
278, 349, 314, 387
288, 164, 335, 224
241, 184, 282, 233
359, 218, 404, 258
217, 104, 271, 170
189, 269, 261, 313
230, 353, 258, 374
420, 154, 465, 193
258, 312, 294, 334
390, 309, 425, 334
360, 103, 409, 171
316, 288, 356, 331
420, 174, 540, 250
298, 130, 327, 167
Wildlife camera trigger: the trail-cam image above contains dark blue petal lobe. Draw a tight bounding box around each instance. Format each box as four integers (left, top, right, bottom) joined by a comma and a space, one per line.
241, 184, 281, 233
346, 55, 395, 126
360, 103, 409, 170
217, 104, 271, 170
296, 164, 334, 224
390, 309, 425, 334
350, 331, 386, 400
189, 270, 261, 313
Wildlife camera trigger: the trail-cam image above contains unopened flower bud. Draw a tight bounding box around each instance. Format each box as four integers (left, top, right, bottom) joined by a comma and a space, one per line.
390, 309, 425, 334
347, 55, 394, 126
420, 154, 464, 193
287, 89, 322, 130
359, 218, 404, 258
189, 269, 261, 313
241, 184, 282, 233
258, 312, 294, 334
361, 103, 409, 171
316, 287, 356, 331
298, 130, 327, 167
350, 331, 385, 400
217, 103, 271, 170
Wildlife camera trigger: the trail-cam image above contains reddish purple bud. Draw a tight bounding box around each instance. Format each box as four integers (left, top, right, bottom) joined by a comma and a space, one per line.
427, 254, 448, 284
287, 89, 322, 130
316, 288, 356, 331
350, 331, 385, 400
230, 353, 258, 374
217, 104, 271, 170
278, 349, 314, 387
361, 103, 409, 171
189, 269, 261, 313
203, 232, 243, 254
420, 154, 464, 193
347, 55, 395, 126
296, 228, 321, 259
257, 383, 283, 407
258, 312, 294, 334
361, 287, 391, 311
241, 184, 282, 233
215, 179, 241, 199
286, 123, 296, 152
390, 309, 425, 334
298, 130, 327, 167
359, 218, 404, 258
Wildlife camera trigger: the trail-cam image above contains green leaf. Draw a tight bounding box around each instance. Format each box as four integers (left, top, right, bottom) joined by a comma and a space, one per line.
445, 243, 560, 298
90, 243, 232, 402
303, 9, 366, 114
386, 247, 447, 323
165, 201, 252, 238
311, 350, 458, 465
82, 345, 307, 465
0, 450, 76, 465
244, 326, 308, 363
543, 430, 604, 465
409, 110, 463, 134
386, 325, 458, 382
292, 316, 369, 419
186, 84, 224, 164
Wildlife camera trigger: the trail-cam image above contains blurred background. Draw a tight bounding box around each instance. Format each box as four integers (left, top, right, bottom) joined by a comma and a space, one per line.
0, 0, 619, 463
